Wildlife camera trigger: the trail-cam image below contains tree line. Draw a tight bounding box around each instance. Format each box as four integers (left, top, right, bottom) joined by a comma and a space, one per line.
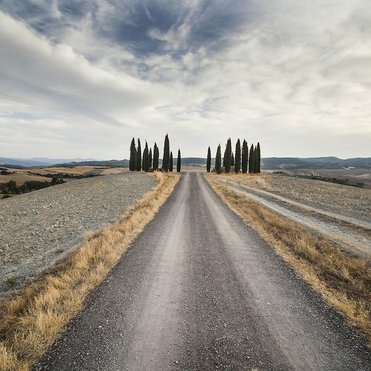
207, 139, 261, 174
129, 134, 181, 172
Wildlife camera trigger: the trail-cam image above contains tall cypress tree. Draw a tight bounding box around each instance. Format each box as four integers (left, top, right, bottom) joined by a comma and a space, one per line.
149, 148, 153, 169
235, 139, 241, 173
206, 146, 211, 173
153, 143, 159, 170
242, 140, 248, 173
169, 152, 173, 172
215, 145, 222, 174
225, 138, 232, 173
256, 142, 261, 173
136, 139, 142, 171
129, 137, 136, 171
163, 134, 170, 172
249, 144, 254, 173
177, 149, 181, 172
142, 141, 149, 172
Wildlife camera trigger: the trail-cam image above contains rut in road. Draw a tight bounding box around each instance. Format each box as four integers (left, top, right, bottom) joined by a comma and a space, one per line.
36, 172, 371, 371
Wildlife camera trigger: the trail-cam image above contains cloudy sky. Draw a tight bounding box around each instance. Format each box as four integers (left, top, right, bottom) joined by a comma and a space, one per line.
0, 0, 370, 159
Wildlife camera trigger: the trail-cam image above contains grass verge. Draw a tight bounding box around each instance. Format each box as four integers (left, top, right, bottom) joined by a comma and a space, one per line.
0, 172, 179, 371
207, 176, 371, 345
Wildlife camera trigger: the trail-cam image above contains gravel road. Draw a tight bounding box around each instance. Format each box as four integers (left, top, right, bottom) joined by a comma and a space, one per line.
35, 172, 370, 370
0, 172, 154, 293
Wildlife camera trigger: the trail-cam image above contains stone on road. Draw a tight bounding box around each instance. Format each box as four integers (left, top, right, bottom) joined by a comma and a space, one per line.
35, 173, 371, 370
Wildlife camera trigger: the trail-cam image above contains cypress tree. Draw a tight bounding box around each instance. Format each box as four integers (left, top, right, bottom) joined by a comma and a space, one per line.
225, 138, 232, 173
163, 134, 170, 172
149, 148, 153, 169
206, 146, 211, 172
153, 143, 159, 170
177, 149, 181, 172
256, 142, 261, 173
136, 139, 142, 171
235, 139, 241, 173
142, 141, 149, 172
231, 152, 235, 167
215, 145, 222, 174
223, 147, 226, 169
249, 144, 254, 173
169, 152, 173, 172
242, 140, 248, 173
129, 137, 136, 171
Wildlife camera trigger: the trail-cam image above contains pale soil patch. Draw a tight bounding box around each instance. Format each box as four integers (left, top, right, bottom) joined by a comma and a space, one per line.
0, 173, 179, 371
0, 172, 48, 185
207, 176, 371, 346
0, 167, 128, 187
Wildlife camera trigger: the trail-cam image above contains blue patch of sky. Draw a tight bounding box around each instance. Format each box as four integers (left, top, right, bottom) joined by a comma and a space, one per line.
0, 0, 256, 57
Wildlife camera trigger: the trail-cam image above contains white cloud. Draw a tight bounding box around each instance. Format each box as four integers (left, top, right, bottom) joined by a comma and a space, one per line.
0, 1, 371, 158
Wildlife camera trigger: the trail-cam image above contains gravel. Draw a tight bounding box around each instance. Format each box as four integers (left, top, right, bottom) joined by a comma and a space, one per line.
35, 173, 371, 371
0, 172, 154, 294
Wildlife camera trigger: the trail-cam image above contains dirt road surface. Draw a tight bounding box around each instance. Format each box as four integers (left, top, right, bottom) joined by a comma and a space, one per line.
35, 173, 371, 370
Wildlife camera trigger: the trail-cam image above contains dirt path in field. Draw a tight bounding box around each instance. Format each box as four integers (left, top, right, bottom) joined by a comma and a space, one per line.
35, 173, 371, 370
217, 179, 371, 259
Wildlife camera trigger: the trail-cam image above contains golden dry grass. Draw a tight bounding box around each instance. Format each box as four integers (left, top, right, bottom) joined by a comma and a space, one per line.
207, 176, 371, 345
0, 172, 179, 371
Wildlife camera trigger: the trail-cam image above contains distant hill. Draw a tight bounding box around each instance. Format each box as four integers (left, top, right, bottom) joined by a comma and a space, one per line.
1, 156, 370, 170
0, 157, 94, 167
262, 157, 371, 170
56, 160, 129, 168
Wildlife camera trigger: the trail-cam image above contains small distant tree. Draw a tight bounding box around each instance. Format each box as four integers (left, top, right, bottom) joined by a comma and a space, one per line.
256, 142, 261, 173
163, 134, 170, 172
129, 137, 136, 171
136, 139, 142, 171
249, 144, 254, 173
142, 141, 149, 172
231, 152, 235, 167
225, 138, 232, 173
215, 145, 222, 174
149, 148, 153, 169
235, 139, 241, 173
242, 140, 248, 173
206, 146, 211, 172
177, 149, 181, 172
153, 143, 159, 170
169, 152, 173, 172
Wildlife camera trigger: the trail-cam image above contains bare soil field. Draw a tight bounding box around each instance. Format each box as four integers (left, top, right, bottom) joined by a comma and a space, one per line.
295, 168, 371, 189
0, 166, 128, 186
0, 172, 154, 294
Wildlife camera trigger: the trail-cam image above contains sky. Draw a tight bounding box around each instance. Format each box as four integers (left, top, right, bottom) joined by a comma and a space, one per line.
0, 0, 370, 159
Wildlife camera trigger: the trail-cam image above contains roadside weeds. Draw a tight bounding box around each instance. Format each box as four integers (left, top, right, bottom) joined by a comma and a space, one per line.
207, 176, 371, 346
0, 172, 179, 371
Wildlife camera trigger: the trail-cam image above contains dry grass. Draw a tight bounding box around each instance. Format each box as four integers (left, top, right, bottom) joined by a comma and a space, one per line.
0, 172, 179, 371
207, 176, 371, 345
